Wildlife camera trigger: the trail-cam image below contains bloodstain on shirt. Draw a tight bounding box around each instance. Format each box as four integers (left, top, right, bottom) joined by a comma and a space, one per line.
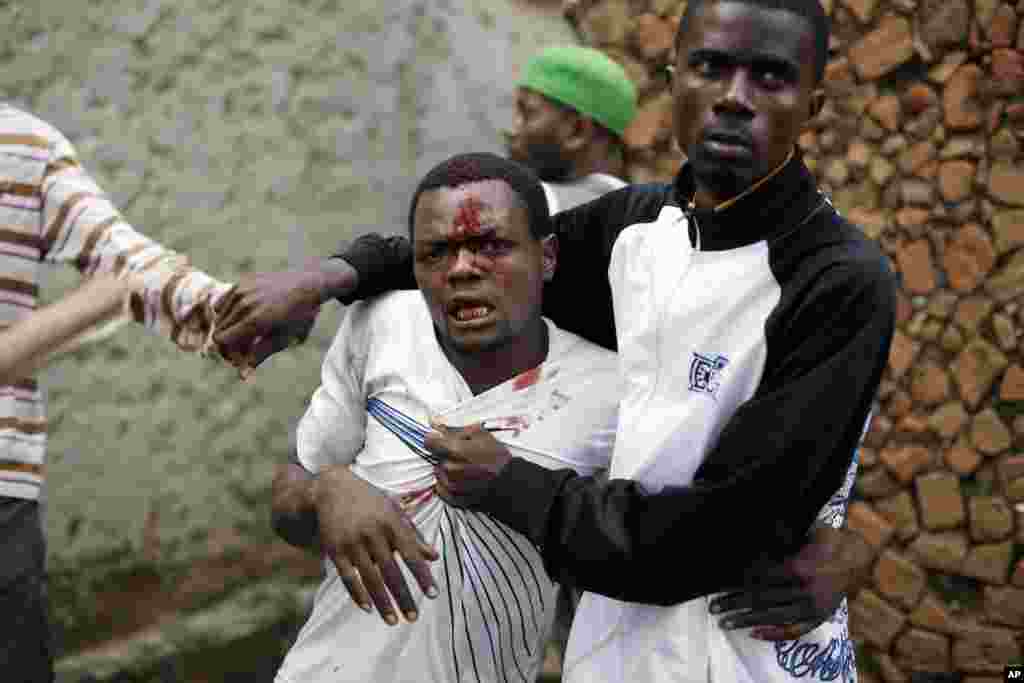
485, 415, 531, 435
512, 366, 542, 390
398, 485, 435, 513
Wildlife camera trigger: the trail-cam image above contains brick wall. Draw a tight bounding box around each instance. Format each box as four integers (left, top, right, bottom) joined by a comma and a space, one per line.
567, 0, 1024, 679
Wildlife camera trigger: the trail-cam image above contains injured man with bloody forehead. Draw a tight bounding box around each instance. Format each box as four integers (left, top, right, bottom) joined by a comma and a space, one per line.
270, 152, 621, 682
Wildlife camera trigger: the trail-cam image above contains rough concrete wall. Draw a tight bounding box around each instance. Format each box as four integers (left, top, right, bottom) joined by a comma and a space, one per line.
568, 0, 1024, 680
0, 0, 577, 674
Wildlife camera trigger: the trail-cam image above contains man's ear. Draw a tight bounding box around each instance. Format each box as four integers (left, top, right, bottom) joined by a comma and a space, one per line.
808, 89, 825, 121
562, 113, 592, 154
541, 234, 558, 282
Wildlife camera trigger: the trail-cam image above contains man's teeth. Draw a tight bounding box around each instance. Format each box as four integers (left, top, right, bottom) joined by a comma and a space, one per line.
455, 306, 491, 321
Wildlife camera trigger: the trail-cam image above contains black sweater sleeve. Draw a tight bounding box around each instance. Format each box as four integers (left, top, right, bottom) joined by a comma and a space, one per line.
473, 252, 897, 605
334, 185, 667, 350
332, 234, 417, 303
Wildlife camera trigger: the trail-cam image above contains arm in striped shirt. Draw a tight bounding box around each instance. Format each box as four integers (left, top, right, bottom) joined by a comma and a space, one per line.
38, 132, 234, 354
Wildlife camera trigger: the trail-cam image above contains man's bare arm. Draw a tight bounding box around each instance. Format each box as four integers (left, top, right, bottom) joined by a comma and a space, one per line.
270, 460, 440, 625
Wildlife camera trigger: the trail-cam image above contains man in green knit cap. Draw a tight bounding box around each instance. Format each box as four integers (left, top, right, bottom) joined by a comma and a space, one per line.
507, 45, 637, 213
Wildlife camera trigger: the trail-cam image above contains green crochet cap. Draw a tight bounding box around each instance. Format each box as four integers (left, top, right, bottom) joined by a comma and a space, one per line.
518, 46, 638, 138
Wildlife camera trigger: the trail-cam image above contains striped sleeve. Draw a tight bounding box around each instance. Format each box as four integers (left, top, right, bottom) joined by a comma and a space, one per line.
38, 132, 234, 353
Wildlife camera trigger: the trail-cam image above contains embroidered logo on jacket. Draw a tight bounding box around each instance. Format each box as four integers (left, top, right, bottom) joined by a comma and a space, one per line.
688, 352, 729, 398
773, 602, 855, 681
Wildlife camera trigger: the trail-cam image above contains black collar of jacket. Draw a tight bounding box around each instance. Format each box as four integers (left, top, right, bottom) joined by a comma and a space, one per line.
671, 149, 825, 252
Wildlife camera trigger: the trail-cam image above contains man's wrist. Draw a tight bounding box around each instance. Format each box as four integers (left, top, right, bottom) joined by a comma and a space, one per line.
271, 462, 323, 551
313, 257, 358, 305
312, 463, 357, 509
310, 465, 335, 511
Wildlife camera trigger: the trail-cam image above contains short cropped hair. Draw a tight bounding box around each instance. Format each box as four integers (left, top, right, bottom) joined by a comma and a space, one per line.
676, 0, 830, 84
408, 153, 552, 240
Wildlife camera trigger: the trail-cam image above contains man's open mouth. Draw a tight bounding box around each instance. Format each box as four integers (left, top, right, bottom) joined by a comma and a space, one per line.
447, 299, 495, 324
454, 306, 492, 321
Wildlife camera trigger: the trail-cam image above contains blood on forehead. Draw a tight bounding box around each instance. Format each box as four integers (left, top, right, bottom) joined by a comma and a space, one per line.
452, 196, 485, 238
445, 180, 513, 240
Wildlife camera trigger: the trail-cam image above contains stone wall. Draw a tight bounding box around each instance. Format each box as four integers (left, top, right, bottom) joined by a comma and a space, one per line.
1, 1, 577, 679
567, 0, 1024, 680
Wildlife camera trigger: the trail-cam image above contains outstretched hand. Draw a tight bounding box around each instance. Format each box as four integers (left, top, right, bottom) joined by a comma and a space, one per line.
426, 422, 514, 507
709, 525, 875, 640
213, 268, 324, 374
314, 465, 440, 625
